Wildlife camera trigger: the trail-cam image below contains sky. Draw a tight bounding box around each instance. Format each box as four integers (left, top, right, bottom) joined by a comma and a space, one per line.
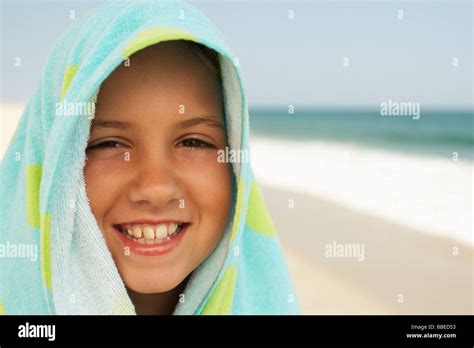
0, 0, 472, 108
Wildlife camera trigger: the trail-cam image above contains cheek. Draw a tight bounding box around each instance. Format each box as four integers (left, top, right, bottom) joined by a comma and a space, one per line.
184, 159, 232, 226
83, 157, 125, 223
182, 159, 232, 267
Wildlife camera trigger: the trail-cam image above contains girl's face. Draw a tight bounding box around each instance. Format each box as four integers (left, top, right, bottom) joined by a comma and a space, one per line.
84, 42, 232, 293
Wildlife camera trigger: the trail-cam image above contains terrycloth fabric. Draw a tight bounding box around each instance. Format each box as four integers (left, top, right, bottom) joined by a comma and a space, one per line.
0, 0, 299, 315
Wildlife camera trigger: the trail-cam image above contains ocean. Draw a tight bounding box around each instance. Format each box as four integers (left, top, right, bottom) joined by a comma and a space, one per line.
249, 108, 473, 162
248, 108, 473, 246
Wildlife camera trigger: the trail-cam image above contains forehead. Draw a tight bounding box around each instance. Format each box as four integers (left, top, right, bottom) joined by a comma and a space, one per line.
94, 41, 224, 121
109, 41, 220, 85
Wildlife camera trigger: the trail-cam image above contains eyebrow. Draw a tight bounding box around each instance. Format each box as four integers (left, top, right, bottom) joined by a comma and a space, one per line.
90, 120, 132, 130
177, 116, 225, 131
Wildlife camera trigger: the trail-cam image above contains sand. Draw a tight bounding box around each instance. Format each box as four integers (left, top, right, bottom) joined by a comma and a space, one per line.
262, 185, 473, 314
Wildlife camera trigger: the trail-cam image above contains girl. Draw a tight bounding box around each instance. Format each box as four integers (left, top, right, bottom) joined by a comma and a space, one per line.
0, 0, 299, 315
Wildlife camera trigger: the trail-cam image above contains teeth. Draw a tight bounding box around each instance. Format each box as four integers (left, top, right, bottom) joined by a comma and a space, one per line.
156, 225, 168, 239
132, 227, 142, 238
168, 223, 178, 235
143, 226, 155, 240
119, 222, 186, 245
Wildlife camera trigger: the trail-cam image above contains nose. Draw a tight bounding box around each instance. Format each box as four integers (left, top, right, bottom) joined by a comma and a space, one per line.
127, 151, 182, 208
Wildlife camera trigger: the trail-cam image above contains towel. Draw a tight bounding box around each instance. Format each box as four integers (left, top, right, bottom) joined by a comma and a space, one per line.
0, 0, 300, 315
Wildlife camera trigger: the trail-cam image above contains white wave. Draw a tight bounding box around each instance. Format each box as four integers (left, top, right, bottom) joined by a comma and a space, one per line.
250, 136, 473, 246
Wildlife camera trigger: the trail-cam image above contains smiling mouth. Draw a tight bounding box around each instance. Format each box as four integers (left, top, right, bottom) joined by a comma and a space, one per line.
113, 222, 188, 245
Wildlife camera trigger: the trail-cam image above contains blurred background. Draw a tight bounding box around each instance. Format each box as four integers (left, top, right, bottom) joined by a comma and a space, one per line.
1, 0, 472, 314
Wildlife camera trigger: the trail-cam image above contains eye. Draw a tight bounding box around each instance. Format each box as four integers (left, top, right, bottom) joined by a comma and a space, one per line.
179, 138, 214, 149
86, 140, 124, 151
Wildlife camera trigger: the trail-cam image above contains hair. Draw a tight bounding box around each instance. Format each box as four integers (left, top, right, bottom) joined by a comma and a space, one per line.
188, 42, 221, 82
187, 41, 226, 131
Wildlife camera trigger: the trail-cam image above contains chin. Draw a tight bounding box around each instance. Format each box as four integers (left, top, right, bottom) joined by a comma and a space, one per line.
127, 281, 177, 294
121, 267, 188, 294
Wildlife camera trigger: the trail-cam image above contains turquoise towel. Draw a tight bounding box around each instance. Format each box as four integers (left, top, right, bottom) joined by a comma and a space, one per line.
0, 0, 300, 315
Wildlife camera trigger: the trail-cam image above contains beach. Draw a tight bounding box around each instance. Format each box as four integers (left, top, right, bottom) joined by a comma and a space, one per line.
250, 136, 473, 247
263, 185, 473, 314
249, 132, 472, 314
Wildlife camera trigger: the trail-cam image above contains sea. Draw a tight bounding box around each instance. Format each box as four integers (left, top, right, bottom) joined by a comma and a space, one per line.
249, 108, 473, 246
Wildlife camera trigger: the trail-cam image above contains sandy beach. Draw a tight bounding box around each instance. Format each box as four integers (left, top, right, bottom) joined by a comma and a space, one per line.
263, 185, 473, 314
